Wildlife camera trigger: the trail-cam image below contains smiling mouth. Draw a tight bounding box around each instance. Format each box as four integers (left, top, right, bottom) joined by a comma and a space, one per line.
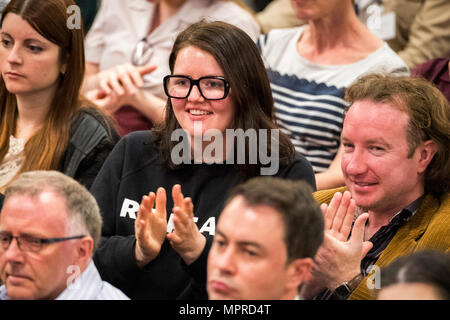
188, 109, 213, 116
353, 181, 377, 187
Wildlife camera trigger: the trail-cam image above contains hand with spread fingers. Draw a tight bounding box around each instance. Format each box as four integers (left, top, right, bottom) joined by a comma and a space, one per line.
302, 191, 373, 298
310, 212, 373, 290
134, 187, 168, 268
167, 184, 206, 266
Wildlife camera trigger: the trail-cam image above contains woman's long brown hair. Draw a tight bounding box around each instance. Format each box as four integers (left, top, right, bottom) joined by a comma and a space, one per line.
154, 21, 295, 180
0, 0, 85, 183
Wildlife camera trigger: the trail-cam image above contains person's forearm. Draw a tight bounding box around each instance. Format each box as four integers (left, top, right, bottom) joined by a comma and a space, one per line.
81, 74, 101, 94
82, 62, 101, 94
134, 91, 166, 124
315, 169, 344, 191
300, 280, 326, 300
179, 233, 207, 266
315, 145, 344, 190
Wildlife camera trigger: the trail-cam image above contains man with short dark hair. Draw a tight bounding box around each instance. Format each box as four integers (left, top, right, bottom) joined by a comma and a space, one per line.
302, 74, 450, 300
207, 176, 324, 300
0, 171, 128, 300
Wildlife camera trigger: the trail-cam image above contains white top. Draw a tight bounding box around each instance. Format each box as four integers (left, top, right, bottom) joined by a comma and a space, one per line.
0, 261, 129, 300
258, 26, 409, 172
85, 0, 260, 98
0, 136, 24, 190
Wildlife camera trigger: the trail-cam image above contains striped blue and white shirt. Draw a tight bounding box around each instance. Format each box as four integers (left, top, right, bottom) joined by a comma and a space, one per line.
258, 27, 409, 172
0, 260, 129, 300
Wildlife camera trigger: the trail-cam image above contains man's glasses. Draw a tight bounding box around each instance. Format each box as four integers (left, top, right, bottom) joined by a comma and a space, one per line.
0, 232, 85, 253
163, 75, 230, 100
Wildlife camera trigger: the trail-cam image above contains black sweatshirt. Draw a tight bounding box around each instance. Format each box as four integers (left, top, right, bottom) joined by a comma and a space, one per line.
90, 131, 315, 299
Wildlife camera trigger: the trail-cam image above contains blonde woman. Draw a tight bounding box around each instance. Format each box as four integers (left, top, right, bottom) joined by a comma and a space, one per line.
258, 0, 409, 191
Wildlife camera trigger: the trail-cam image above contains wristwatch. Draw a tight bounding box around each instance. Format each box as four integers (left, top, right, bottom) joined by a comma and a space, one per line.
333, 273, 364, 299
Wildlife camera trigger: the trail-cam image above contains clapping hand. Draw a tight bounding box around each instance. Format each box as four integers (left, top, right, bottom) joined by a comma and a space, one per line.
167, 184, 206, 265
134, 185, 206, 267
302, 191, 373, 298
134, 187, 167, 267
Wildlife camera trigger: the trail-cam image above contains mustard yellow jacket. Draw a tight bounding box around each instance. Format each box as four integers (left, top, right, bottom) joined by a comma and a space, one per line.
313, 187, 450, 300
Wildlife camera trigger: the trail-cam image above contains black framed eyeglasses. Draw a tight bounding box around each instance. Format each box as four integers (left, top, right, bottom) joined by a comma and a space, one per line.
0, 232, 85, 253
163, 75, 230, 100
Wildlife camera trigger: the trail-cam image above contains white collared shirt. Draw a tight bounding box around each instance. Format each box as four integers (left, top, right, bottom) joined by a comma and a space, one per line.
0, 261, 129, 300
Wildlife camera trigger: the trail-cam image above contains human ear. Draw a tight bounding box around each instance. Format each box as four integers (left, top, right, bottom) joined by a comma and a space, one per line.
285, 257, 313, 291
74, 237, 94, 269
59, 51, 69, 75
416, 140, 438, 174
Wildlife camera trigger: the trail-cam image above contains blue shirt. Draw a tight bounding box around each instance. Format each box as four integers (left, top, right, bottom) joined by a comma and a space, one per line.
0, 260, 129, 300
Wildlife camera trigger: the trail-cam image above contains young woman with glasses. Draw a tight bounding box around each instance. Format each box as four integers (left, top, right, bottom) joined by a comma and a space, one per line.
90, 21, 316, 300
0, 0, 119, 196
82, 0, 260, 136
